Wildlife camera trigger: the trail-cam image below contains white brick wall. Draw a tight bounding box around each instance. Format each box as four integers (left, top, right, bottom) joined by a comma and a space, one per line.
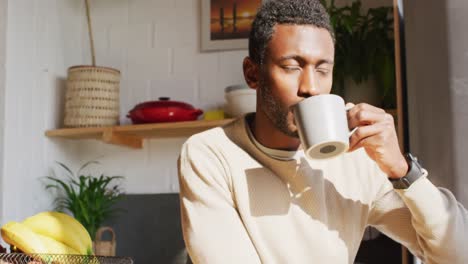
0, 0, 250, 226
76, 0, 247, 194
0, 0, 85, 224
0, 0, 8, 223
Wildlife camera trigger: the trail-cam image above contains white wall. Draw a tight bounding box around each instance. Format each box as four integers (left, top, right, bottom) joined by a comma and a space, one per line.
0, 0, 85, 224
73, 0, 247, 194
0, 0, 249, 226
0, 0, 8, 221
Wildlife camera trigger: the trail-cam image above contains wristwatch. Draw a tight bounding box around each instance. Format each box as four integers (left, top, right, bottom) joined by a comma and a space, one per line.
390, 153, 426, 189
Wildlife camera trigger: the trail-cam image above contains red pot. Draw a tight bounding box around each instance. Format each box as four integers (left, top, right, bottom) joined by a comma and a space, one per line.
127, 97, 203, 124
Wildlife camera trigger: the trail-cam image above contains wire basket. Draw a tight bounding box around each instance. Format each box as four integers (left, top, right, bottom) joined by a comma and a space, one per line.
0, 253, 133, 264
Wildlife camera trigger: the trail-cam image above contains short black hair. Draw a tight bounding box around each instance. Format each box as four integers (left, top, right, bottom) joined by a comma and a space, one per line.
249, 0, 334, 65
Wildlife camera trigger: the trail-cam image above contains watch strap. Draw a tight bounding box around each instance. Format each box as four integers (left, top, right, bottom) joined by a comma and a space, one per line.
390, 153, 425, 189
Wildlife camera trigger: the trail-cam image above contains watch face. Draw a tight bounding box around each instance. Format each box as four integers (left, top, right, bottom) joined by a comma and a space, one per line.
391, 178, 409, 189
400, 177, 412, 188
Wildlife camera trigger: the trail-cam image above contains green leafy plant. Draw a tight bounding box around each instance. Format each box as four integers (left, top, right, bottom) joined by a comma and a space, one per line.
321, 0, 396, 108
45, 161, 125, 239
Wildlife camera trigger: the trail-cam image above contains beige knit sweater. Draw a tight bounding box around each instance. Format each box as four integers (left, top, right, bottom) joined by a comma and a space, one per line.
178, 116, 468, 264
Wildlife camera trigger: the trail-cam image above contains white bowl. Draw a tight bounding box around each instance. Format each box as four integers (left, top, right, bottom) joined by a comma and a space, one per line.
225, 84, 249, 93
225, 88, 256, 117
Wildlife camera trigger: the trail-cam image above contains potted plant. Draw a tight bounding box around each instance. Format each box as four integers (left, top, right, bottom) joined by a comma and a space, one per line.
45, 161, 125, 255
321, 0, 396, 108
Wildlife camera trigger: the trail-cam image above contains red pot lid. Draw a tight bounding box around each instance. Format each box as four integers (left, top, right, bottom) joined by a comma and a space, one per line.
131, 97, 196, 110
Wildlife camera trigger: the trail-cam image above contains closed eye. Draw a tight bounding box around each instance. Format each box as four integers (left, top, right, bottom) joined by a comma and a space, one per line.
316, 68, 330, 75
282, 65, 301, 72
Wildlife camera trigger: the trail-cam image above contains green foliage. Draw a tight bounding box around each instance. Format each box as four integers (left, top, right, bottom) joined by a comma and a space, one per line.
321, 0, 396, 108
45, 161, 125, 239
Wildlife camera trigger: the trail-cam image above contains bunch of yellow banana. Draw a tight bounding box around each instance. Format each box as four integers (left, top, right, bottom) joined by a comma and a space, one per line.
1, 211, 93, 255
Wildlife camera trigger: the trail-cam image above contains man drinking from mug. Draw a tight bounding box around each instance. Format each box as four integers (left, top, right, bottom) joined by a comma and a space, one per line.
178, 0, 468, 263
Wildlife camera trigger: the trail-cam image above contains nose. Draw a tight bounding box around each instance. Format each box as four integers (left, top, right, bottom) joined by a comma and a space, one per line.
297, 67, 320, 98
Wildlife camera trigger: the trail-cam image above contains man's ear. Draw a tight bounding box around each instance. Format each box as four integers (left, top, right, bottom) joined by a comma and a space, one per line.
243, 57, 260, 89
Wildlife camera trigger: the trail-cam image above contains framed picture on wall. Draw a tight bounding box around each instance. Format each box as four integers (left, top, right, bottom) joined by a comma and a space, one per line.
201, 0, 263, 51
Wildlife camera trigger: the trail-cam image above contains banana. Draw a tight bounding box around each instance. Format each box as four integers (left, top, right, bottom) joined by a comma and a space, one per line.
0, 221, 47, 254
22, 211, 93, 255
35, 233, 80, 255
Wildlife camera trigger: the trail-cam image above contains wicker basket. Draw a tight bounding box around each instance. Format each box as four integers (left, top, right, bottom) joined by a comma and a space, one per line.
64, 65, 120, 128
93, 227, 116, 257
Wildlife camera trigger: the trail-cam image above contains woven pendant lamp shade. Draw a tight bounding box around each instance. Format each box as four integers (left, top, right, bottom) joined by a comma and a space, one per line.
63, 0, 121, 127
64, 66, 120, 127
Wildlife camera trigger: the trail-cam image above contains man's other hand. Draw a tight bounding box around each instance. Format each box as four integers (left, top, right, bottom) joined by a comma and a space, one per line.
346, 103, 408, 179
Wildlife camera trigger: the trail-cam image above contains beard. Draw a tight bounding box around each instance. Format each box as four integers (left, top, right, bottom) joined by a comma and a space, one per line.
258, 78, 299, 138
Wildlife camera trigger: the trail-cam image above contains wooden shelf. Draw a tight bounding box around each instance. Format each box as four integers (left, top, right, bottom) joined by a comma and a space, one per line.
45, 108, 396, 149
45, 119, 235, 149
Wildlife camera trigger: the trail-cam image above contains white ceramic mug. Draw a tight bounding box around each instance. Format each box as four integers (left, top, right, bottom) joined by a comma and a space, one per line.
293, 94, 353, 160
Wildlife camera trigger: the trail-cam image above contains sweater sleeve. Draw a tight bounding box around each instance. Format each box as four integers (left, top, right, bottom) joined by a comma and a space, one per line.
368, 168, 468, 264
177, 138, 261, 264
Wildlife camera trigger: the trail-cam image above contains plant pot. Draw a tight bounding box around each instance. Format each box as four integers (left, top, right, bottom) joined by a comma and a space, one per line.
93, 226, 116, 256
64, 65, 121, 128
343, 77, 382, 107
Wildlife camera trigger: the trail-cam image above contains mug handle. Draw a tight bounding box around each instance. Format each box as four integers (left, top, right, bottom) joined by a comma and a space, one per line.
346, 105, 358, 137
